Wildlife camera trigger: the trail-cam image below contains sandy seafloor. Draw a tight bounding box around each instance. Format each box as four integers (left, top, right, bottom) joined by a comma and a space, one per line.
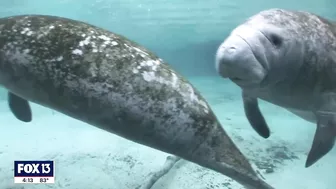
0, 76, 335, 189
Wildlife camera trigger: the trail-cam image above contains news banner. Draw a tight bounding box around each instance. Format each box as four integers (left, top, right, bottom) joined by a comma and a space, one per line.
14, 160, 55, 184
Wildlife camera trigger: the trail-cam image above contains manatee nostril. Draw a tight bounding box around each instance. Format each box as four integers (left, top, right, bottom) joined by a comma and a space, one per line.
216, 46, 238, 69
227, 47, 236, 54
221, 46, 236, 54
216, 37, 248, 78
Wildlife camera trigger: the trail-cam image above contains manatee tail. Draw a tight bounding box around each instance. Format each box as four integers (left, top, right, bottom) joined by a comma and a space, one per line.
215, 163, 275, 189
305, 110, 336, 167
205, 158, 275, 189
8, 92, 32, 122
190, 122, 275, 189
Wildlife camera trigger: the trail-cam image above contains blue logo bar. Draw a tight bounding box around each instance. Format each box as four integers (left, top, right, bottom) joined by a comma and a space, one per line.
14, 161, 54, 177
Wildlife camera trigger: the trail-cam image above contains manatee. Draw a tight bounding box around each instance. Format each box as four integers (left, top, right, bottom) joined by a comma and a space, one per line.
216, 8, 336, 167
0, 15, 273, 189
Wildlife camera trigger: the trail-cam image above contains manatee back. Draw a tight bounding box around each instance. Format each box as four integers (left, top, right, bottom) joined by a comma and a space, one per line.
0, 15, 217, 154
0, 14, 166, 109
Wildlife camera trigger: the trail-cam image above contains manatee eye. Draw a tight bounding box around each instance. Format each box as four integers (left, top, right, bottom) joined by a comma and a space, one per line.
269, 33, 283, 47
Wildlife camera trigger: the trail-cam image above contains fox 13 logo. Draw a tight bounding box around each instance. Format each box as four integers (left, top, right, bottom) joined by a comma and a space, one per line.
14, 160, 55, 184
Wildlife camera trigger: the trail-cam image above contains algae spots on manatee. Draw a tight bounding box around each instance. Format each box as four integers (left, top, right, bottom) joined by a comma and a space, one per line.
20, 27, 34, 36
72, 49, 83, 55
3, 14, 210, 117
75, 32, 119, 54
132, 59, 160, 75
131, 56, 210, 114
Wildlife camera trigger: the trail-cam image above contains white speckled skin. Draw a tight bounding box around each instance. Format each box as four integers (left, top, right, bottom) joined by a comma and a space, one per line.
0, 15, 273, 189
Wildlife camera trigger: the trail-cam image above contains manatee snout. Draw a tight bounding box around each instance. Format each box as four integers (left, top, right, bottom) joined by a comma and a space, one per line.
216, 35, 254, 79
216, 27, 268, 88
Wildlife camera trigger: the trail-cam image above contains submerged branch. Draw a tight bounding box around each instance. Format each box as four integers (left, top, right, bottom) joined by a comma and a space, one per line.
138, 155, 182, 189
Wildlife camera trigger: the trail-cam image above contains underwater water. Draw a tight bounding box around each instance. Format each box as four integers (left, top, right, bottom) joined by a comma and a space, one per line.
1, 0, 336, 189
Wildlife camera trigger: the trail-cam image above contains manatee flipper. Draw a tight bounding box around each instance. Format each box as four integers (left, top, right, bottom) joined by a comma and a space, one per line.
242, 91, 270, 138
305, 111, 336, 167
8, 92, 32, 122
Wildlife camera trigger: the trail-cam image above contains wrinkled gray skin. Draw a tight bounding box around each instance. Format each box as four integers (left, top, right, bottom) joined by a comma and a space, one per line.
216, 8, 336, 168
0, 15, 273, 189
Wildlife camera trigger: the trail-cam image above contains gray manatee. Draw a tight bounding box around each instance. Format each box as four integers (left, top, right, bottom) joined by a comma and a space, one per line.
216, 8, 336, 168
0, 15, 274, 189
